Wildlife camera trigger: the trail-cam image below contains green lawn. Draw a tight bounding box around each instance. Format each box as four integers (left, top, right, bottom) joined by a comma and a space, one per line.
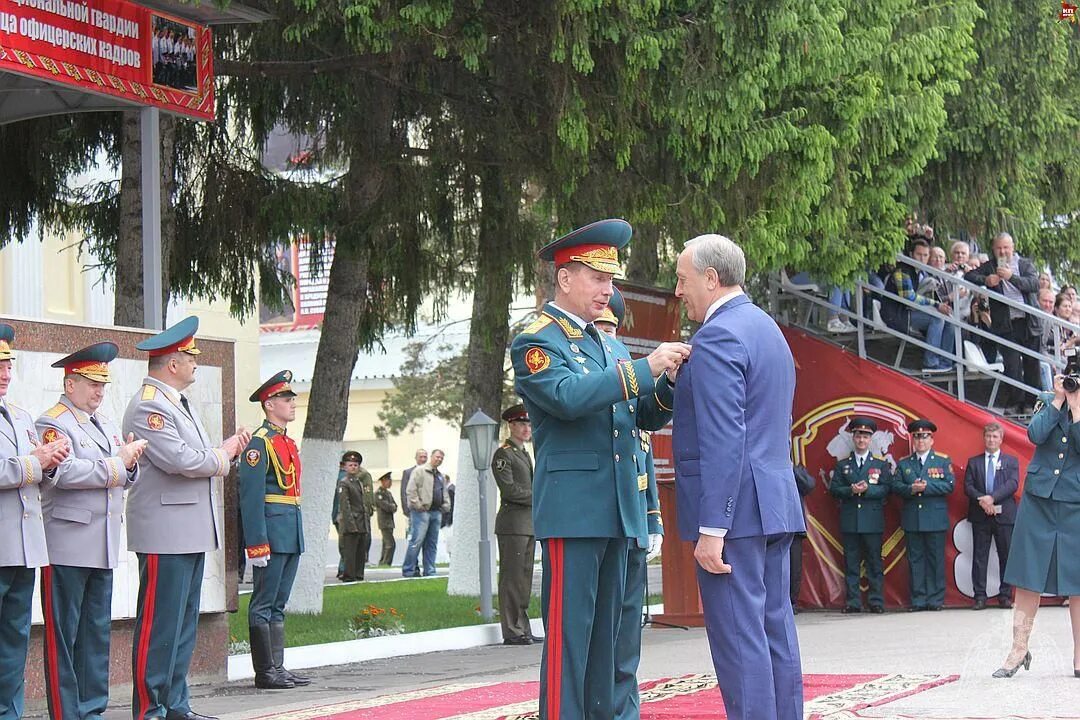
229, 578, 660, 649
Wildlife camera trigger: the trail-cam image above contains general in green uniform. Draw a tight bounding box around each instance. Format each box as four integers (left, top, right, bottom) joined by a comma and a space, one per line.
829, 416, 891, 613
893, 419, 954, 611
493, 404, 539, 646
510, 219, 689, 720
239, 371, 309, 690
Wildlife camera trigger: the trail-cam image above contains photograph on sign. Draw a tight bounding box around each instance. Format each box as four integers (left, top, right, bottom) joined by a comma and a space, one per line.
151, 15, 197, 92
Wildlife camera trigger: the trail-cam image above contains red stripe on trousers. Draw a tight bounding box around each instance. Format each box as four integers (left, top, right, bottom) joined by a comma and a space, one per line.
134, 555, 159, 720
42, 567, 63, 720
547, 538, 563, 719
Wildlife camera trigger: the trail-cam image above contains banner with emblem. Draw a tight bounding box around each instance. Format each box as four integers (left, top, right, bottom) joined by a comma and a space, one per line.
0, 0, 214, 120
785, 327, 1035, 609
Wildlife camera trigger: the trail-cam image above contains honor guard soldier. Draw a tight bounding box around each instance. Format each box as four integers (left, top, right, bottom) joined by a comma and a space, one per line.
596, 287, 666, 720
0, 324, 70, 720
894, 419, 954, 611
829, 416, 891, 613
510, 219, 689, 719
37, 342, 147, 720
123, 317, 251, 720
239, 371, 308, 690
373, 472, 397, 566
493, 404, 538, 646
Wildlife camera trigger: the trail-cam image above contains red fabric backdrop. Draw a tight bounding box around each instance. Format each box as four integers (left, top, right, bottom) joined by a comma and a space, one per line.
784, 327, 1034, 608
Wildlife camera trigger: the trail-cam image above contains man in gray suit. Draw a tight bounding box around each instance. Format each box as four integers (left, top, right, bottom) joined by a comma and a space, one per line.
37, 342, 147, 720
123, 317, 250, 720
0, 323, 70, 719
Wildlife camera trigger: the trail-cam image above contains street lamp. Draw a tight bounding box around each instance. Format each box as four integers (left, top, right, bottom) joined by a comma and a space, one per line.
463, 409, 499, 622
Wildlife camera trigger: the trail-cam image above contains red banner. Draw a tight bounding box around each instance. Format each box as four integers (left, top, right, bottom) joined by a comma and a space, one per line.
0, 0, 214, 120
785, 327, 1035, 608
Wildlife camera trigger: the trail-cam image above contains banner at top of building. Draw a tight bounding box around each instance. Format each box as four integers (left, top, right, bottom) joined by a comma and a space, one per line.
0, 0, 214, 120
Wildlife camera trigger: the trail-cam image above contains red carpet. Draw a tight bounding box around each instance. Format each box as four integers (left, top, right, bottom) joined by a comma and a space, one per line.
250, 673, 958, 720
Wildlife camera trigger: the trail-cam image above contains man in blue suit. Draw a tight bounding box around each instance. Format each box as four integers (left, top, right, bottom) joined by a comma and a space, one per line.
671, 234, 805, 720
511, 219, 690, 720
964, 421, 1018, 609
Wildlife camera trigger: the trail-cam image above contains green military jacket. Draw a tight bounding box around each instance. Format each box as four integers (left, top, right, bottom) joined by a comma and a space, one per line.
1026, 391, 1080, 502
493, 438, 534, 536
337, 473, 371, 534
238, 420, 305, 557
374, 486, 397, 531
510, 303, 674, 544
637, 431, 663, 544
829, 453, 892, 534
893, 450, 955, 532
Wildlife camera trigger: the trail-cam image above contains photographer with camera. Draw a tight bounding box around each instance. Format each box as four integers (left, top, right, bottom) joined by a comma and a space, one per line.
992, 372, 1080, 679
964, 232, 1041, 414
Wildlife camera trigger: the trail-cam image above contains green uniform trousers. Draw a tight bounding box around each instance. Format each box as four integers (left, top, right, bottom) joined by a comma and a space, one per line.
614, 546, 648, 720
497, 534, 535, 641
540, 537, 629, 720
841, 533, 883, 609
41, 565, 113, 720
0, 566, 34, 720
905, 531, 946, 609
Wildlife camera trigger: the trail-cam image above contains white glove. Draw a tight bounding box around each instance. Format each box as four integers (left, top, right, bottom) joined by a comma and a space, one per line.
248, 553, 269, 568
646, 534, 663, 562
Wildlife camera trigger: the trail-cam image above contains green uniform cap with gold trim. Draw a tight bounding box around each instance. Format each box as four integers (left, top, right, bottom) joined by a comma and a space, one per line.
538, 219, 631, 276
136, 316, 201, 357
52, 342, 119, 382
0, 324, 14, 361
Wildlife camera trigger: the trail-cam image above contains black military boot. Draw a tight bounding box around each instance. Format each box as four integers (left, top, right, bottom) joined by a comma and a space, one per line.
250, 624, 294, 689
271, 621, 310, 686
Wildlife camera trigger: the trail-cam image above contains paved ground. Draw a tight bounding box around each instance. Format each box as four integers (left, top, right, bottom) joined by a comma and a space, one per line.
85, 603, 1077, 719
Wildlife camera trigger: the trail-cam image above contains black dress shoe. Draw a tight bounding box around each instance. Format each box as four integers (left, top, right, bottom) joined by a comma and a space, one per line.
166, 712, 218, 720
530, 634, 545, 643
927, 605, 943, 611
973, 600, 987, 610
503, 636, 532, 646
909, 606, 926, 612
869, 605, 884, 614
998, 597, 1013, 609
841, 606, 861, 614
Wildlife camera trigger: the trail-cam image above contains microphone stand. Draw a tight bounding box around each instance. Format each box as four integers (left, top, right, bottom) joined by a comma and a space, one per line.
641, 559, 688, 630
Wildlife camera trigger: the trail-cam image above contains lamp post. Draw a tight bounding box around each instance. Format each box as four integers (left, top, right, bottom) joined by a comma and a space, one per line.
463, 409, 499, 621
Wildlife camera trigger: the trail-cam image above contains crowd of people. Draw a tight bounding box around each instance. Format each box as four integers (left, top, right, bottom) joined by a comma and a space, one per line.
809, 224, 1079, 416
151, 27, 198, 91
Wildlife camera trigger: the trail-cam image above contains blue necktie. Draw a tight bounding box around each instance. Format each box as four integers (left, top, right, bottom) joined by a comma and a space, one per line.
986, 455, 996, 494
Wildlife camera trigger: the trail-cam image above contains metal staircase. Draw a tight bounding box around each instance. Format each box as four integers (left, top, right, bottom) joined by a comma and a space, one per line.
769, 255, 1078, 423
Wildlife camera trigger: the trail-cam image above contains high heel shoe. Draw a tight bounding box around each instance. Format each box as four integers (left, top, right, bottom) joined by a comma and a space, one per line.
992, 651, 1032, 678
1074, 669, 1079, 678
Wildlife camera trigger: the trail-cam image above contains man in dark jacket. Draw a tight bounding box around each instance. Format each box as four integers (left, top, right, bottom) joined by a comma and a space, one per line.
374, 472, 397, 565
964, 232, 1041, 413
964, 422, 1019, 609
336, 451, 371, 581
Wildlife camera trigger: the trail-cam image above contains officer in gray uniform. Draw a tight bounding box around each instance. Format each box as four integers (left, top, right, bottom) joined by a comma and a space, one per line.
493, 404, 538, 645
0, 323, 70, 720
36, 342, 146, 720
123, 317, 250, 720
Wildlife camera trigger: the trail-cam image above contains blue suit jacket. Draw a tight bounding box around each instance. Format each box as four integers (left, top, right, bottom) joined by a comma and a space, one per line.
671, 294, 805, 541
511, 303, 674, 543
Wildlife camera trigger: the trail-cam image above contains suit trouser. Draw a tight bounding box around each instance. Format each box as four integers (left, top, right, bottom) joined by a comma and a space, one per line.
998, 320, 1039, 407
789, 536, 804, 606
248, 553, 300, 626
41, 565, 113, 720
540, 537, 628, 720
379, 529, 396, 566
0, 566, 34, 720
497, 533, 535, 641
614, 545, 647, 720
841, 533, 884, 608
131, 553, 204, 720
697, 534, 803, 720
972, 519, 1014, 600
905, 531, 946, 608
340, 532, 368, 580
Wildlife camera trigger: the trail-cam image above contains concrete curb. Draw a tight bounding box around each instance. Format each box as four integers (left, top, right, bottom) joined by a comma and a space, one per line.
227, 604, 664, 681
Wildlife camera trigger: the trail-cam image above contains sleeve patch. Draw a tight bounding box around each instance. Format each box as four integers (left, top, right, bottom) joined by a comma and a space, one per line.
246, 449, 261, 466
147, 413, 165, 430
42, 428, 60, 444
494, 457, 508, 471
524, 347, 551, 374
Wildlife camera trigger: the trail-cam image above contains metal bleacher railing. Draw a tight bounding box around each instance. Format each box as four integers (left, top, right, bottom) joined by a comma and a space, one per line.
770, 255, 1080, 417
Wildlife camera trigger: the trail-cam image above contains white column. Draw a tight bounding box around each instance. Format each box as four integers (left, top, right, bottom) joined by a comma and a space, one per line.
3, 228, 45, 318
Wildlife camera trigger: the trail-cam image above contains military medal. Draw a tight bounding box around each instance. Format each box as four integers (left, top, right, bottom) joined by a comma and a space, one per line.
569, 343, 580, 353
573, 356, 586, 364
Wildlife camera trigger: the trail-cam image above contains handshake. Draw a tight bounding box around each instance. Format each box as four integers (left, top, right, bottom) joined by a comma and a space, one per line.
646, 342, 692, 381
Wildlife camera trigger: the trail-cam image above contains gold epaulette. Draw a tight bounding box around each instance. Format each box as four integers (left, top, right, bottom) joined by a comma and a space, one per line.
44, 403, 69, 419
936, 453, 950, 459
141, 385, 157, 401
873, 454, 885, 461
546, 312, 584, 339
522, 315, 553, 335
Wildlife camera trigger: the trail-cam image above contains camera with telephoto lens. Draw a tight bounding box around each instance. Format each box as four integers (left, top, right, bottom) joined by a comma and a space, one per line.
1063, 348, 1080, 393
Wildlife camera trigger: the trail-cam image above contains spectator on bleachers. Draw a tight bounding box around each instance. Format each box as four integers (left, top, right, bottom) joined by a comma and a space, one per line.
1038, 291, 1077, 390
968, 291, 998, 362
787, 271, 856, 334
964, 232, 1041, 414
1061, 285, 1077, 304
1038, 273, 1053, 292
881, 238, 955, 372
946, 240, 981, 275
